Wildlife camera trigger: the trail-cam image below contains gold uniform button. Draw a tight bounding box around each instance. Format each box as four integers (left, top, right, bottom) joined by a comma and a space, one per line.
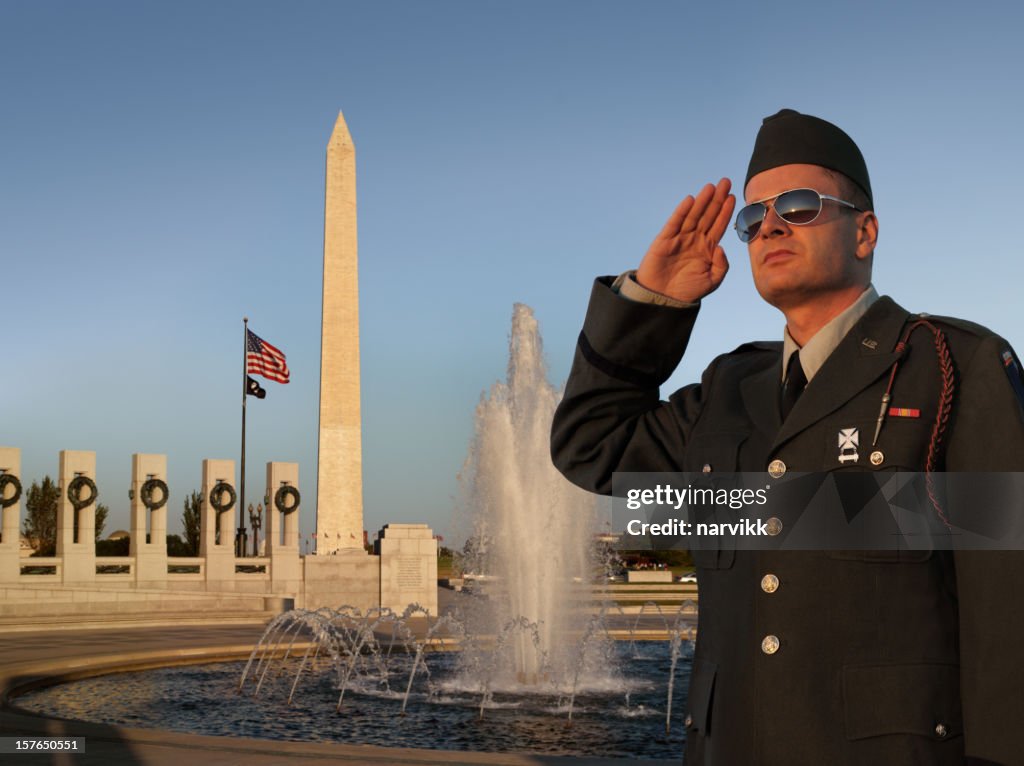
761, 634, 780, 655
761, 574, 779, 593
765, 517, 783, 536
768, 459, 786, 478
934, 723, 947, 738
870, 450, 884, 466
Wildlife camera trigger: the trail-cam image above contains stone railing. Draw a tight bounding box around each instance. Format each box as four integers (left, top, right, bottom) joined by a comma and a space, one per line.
0, 447, 438, 615
0, 448, 301, 594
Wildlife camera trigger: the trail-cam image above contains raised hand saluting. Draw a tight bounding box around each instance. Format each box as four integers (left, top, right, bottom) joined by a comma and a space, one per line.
636, 178, 736, 304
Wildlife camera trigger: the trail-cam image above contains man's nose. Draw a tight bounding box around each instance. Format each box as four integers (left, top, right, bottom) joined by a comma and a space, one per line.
759, 203, 791, 238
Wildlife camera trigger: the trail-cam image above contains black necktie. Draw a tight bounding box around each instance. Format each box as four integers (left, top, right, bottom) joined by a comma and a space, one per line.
780, 351, 807, 421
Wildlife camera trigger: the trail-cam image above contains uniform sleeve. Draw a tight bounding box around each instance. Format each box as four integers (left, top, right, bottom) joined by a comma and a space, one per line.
946, 334, 1024, 765
550, 276, 713, 495
615, 269, 700, 309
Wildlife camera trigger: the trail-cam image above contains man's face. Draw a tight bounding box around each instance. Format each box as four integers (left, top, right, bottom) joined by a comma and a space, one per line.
744, 163, 870, 312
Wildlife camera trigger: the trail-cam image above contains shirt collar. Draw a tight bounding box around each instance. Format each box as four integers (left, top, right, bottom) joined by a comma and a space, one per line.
781, 285, 879, 383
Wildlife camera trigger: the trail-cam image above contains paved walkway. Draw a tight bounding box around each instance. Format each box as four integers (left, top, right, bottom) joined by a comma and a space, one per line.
0, 622, 678, 766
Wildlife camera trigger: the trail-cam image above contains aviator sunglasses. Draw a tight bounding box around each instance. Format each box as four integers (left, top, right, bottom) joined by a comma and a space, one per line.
734, 188, 861, 242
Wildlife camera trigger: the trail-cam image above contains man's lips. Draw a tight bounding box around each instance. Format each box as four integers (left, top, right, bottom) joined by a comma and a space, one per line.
762, 249, 795, 264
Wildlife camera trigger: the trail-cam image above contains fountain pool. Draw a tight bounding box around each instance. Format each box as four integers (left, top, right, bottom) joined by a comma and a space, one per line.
15, 637, 692, 759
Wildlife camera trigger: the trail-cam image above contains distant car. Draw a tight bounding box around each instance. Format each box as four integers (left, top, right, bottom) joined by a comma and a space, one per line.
677, 574, 698, 583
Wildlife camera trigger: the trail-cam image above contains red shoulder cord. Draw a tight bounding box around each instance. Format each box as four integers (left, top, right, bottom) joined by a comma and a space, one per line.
873, 318, 956, 528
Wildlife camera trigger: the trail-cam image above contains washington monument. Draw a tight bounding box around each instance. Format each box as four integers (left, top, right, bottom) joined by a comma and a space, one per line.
316, 111, 364, 553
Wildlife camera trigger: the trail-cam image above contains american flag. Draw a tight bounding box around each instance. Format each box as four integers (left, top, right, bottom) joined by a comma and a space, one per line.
246, 329, 290, 384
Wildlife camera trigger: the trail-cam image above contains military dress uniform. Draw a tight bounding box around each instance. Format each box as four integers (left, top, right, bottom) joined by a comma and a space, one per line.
551, 276, 1024, 766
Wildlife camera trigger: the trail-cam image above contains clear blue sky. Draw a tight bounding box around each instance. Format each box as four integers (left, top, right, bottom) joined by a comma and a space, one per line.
3, 1, 1023, 544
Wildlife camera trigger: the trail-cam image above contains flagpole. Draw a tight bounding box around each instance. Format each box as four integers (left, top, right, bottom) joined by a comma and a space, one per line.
239, 317, 249, 558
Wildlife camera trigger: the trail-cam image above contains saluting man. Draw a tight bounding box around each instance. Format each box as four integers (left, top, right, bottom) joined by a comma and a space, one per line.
551, 109, 1024, 765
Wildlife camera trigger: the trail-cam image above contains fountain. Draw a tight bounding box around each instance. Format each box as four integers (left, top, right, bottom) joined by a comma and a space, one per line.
12, 304, 699, 759
456, 302, 603, 689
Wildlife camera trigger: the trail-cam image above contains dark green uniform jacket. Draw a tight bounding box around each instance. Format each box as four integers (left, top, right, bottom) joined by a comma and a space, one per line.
551, 277, 1024, 766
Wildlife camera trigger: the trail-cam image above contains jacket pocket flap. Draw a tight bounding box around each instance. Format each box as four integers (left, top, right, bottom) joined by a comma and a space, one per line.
842, 662, 962, 740
686, 658, 717, 733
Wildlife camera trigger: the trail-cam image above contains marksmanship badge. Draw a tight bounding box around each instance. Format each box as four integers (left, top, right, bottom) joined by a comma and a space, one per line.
838, 428, 859, 464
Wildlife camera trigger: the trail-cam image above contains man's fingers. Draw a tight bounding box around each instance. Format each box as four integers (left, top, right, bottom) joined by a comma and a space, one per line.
658, 195, 695, 239
641, 179, 734, 300
710, 245, 730, 283
696, 178, 733, 236
708, 193, 737, 244
680, 183, 717, 233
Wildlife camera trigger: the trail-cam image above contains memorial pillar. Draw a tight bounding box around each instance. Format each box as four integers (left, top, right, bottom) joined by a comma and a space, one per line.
58, 450, 97, 585
0, 447, 22, 584
266, 461, 301, 593
200, 459, 236, 590
129, 453, 168, 588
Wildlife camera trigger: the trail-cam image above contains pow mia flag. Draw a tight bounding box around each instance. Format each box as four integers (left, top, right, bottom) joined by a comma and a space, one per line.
246, 375, 267, 399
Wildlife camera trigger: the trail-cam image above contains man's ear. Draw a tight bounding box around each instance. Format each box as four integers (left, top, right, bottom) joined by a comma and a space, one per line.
855, 211, 878, 261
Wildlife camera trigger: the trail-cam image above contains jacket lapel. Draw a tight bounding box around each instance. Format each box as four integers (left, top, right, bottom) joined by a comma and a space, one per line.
772, 296, 911, 451
741, 359, 783, 438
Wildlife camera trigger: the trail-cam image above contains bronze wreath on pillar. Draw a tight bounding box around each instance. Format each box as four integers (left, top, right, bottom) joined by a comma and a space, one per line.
209, 481, 236, 514
0, 474, 22, 509
274, 485, 300, 514
68, 475, 98, 511
140, 478, 169, 511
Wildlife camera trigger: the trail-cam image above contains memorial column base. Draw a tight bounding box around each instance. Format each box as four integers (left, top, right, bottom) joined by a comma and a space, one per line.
377, 523, 438, 616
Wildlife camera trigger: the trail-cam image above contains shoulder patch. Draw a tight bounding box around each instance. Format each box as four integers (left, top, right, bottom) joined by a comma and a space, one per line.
1001, 348, 1024, 413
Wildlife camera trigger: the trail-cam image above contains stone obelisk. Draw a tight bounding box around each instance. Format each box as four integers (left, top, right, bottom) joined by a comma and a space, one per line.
316, 111, 364, 553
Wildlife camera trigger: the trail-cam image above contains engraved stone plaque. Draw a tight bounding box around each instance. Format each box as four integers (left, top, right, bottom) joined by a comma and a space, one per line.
397, 556, 422, 589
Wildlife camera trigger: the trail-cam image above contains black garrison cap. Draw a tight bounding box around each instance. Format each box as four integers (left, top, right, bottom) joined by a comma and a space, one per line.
745, 109, 873, 209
